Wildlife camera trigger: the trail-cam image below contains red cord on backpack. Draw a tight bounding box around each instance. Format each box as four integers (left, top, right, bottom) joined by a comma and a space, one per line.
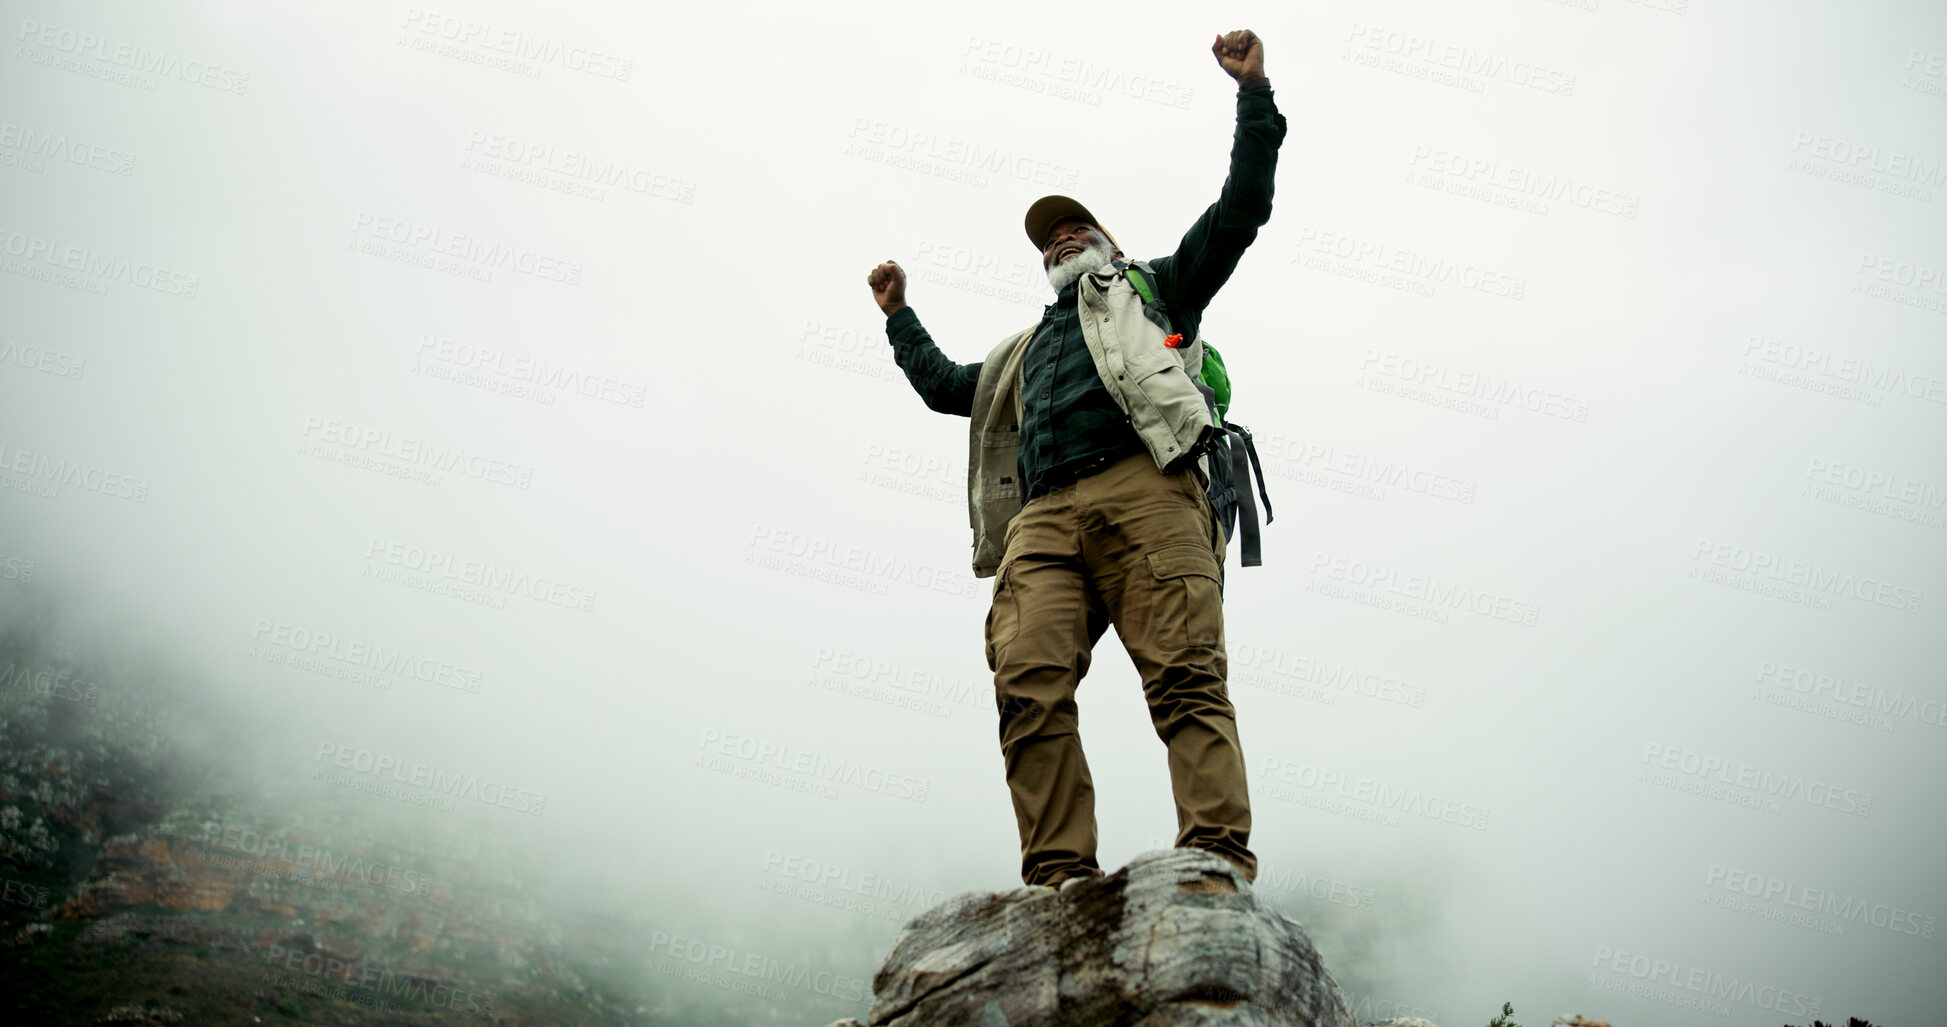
1163, 333, 1183, 348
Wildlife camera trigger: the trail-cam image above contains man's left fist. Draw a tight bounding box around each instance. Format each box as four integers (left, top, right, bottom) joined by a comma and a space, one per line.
1212, 29, 1265, 82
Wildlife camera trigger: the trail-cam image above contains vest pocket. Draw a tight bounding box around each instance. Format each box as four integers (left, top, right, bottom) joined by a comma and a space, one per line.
1132, 357, 1206, 444
1123, 347, 1179, 386
1145, 541, 1223, 650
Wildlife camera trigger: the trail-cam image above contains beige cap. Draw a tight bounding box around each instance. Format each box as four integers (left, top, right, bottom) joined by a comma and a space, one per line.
1024, 194, 1118, 252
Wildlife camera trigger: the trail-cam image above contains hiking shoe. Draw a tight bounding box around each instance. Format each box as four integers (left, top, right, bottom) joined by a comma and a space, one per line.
1058, 870, 1105, 894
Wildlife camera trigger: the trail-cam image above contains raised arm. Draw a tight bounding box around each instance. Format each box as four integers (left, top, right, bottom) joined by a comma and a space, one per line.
1152, 30, 1288, 320
867, 260, 980, 417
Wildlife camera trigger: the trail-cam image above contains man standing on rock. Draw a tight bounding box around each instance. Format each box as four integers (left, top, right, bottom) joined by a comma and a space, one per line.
864, 30, 1286, 890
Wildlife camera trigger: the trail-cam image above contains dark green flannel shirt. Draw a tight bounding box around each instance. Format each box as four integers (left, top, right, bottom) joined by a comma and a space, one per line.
886, 82, 1286, 499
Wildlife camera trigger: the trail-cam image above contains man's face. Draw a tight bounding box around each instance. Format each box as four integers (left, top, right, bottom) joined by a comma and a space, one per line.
1041, 217, 1111, 271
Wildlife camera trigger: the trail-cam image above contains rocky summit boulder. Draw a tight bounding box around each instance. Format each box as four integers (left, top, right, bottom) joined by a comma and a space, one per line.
823, 847, 1364, 1027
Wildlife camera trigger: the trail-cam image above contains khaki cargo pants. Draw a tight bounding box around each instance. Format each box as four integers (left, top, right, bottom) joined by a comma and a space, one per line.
985, 450, 1256, 887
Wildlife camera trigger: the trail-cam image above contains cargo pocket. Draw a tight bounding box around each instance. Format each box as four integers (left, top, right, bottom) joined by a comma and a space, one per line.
1174, 470, 1221, 585
984, 565, 1021, 671
1146, 542, 1223, 650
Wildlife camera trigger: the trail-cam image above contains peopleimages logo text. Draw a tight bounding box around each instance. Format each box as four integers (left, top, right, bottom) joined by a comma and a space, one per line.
960, 35, 1194, 109
365, 538, 596, 613
200, 823, 434, 896
299, 416, 533, 489
1706, 864, 1935, 938
400, 8, 632, 80
0, 122, 135, 174
847, 118, 1080, 189
1756, 660, 1947, 729
15, 18, 250, 93
349, 212, 583, 285
0, 225, 199, 296
313, 742, 545, 816
1590, 945, 1819, 1018
252, 619, 481, 693
1691, 539, 1923, 612
1641, 743, 1872, 816
1309, 552, 1540, 626
1258, 756, 1491, 829
0, 442, 149, 500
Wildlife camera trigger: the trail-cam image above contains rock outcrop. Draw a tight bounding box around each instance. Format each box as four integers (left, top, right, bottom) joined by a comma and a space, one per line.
0, 602, 642, 1025
824, 847, 1366, 1027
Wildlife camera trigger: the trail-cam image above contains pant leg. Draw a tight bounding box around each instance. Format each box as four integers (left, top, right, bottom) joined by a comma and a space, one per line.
1075, 453, 1257, 883
988, 488, 1112, 887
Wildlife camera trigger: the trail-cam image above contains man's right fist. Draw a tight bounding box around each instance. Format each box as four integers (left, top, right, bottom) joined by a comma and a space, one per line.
867, 260, 907, 316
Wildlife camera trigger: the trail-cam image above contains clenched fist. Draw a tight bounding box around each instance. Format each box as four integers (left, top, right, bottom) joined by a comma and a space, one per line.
1212, 29, 1265, 82
867, 260, 907, 316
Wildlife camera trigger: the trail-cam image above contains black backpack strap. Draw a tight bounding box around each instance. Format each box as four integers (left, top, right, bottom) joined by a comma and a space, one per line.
1224, 423, 1272, 567
1233, 424, 1272, 524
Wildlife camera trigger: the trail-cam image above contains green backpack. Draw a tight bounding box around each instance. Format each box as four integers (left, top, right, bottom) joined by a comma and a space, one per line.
1117, 260, 1274, 567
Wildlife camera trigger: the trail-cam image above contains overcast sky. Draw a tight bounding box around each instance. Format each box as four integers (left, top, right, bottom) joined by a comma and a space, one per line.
3, 1, 1944, 1024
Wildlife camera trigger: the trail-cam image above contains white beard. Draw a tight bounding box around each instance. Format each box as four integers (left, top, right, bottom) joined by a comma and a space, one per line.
1046, 238, 1118, 293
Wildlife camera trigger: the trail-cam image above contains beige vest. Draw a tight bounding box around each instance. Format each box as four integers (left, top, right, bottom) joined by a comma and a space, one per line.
964, 259, 1215, 578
